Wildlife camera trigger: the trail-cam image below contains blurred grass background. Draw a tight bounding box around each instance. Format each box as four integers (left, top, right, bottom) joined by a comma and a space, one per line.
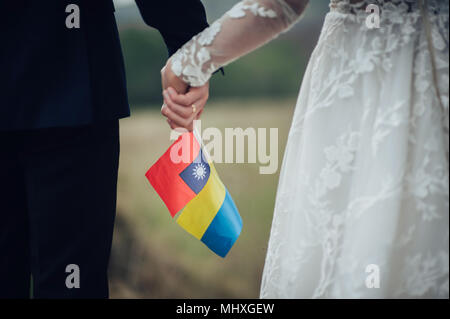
109, 0, 330, 298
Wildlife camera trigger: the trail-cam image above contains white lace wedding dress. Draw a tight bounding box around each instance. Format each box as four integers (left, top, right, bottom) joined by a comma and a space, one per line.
169, 0, 449, 298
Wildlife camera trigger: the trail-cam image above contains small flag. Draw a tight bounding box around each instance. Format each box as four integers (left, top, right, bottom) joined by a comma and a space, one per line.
146, 132, 242, 257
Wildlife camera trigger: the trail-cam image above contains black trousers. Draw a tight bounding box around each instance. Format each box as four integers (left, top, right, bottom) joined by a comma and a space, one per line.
0, 120, 120, 298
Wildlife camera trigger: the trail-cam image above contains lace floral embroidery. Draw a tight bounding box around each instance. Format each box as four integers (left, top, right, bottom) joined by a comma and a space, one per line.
228, 1, 277, 19
170, 0, 307, 87
261, 0, 448, 298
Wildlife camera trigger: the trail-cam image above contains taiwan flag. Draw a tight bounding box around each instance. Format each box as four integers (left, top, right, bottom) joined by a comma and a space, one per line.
146, 132, 242, 257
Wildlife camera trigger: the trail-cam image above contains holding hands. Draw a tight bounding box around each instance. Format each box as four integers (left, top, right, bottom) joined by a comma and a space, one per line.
161, 59, 209, 131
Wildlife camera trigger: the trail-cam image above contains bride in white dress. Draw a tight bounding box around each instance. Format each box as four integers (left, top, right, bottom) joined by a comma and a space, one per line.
162, 0, 449, 298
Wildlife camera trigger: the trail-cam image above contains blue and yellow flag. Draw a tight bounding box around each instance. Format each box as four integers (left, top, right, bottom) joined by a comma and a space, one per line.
146, 132, 242, 257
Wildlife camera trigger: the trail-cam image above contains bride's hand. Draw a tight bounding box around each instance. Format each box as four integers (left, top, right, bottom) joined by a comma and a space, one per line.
161, 60, 209, 131
161, 59, 188, 95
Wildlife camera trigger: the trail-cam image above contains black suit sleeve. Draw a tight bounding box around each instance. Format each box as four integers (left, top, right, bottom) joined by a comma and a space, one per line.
135, 0, 209, 56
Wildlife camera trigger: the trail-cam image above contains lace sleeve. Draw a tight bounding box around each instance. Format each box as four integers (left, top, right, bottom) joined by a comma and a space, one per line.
169, 0, 309, 87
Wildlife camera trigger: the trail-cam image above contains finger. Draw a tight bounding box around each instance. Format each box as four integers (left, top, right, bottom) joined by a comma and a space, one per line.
163, 87, 207, 129
195, 108, 204, 120
161, 104, 190, 129
176, 95, 206, 122
182, 94, 206, 121
161, 106, 186, 128
169, 85, 208, 106
191, 95, 207, 118
187, 85, 209, 103
192, 98, 206, 119
163, 105, 194, 132
165, 96, 207, 123
165, 88, 207, 121
167, 87, 194, 106
163, 90, 194, 119
167, 119, 178, 130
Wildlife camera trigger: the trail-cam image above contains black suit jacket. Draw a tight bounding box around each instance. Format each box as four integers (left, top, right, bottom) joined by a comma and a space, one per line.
0, 0, 208, 130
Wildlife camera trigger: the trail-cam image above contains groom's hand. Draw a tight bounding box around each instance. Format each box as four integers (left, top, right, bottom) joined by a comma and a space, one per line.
162, 84, 209, 131
161, 60, 188, 95
161, 61, 209, 131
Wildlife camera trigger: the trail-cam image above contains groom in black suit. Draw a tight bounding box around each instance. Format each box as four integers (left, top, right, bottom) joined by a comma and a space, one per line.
0, 0, 210, 298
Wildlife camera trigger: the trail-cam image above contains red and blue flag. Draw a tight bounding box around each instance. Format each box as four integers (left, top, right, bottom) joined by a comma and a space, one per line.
146, 132, 242, 257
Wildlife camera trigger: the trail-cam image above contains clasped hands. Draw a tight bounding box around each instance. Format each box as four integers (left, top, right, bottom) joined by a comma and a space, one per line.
160, 59, 209, 131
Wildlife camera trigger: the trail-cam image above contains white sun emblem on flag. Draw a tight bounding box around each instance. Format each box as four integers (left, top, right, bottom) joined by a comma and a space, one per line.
192, 163, 207, 180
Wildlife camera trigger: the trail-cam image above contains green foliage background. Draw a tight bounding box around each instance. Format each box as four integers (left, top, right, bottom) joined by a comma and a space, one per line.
119, 28, 308, 106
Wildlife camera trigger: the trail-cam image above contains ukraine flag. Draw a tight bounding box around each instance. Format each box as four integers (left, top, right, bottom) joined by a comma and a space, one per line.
146, 132, 242, 257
